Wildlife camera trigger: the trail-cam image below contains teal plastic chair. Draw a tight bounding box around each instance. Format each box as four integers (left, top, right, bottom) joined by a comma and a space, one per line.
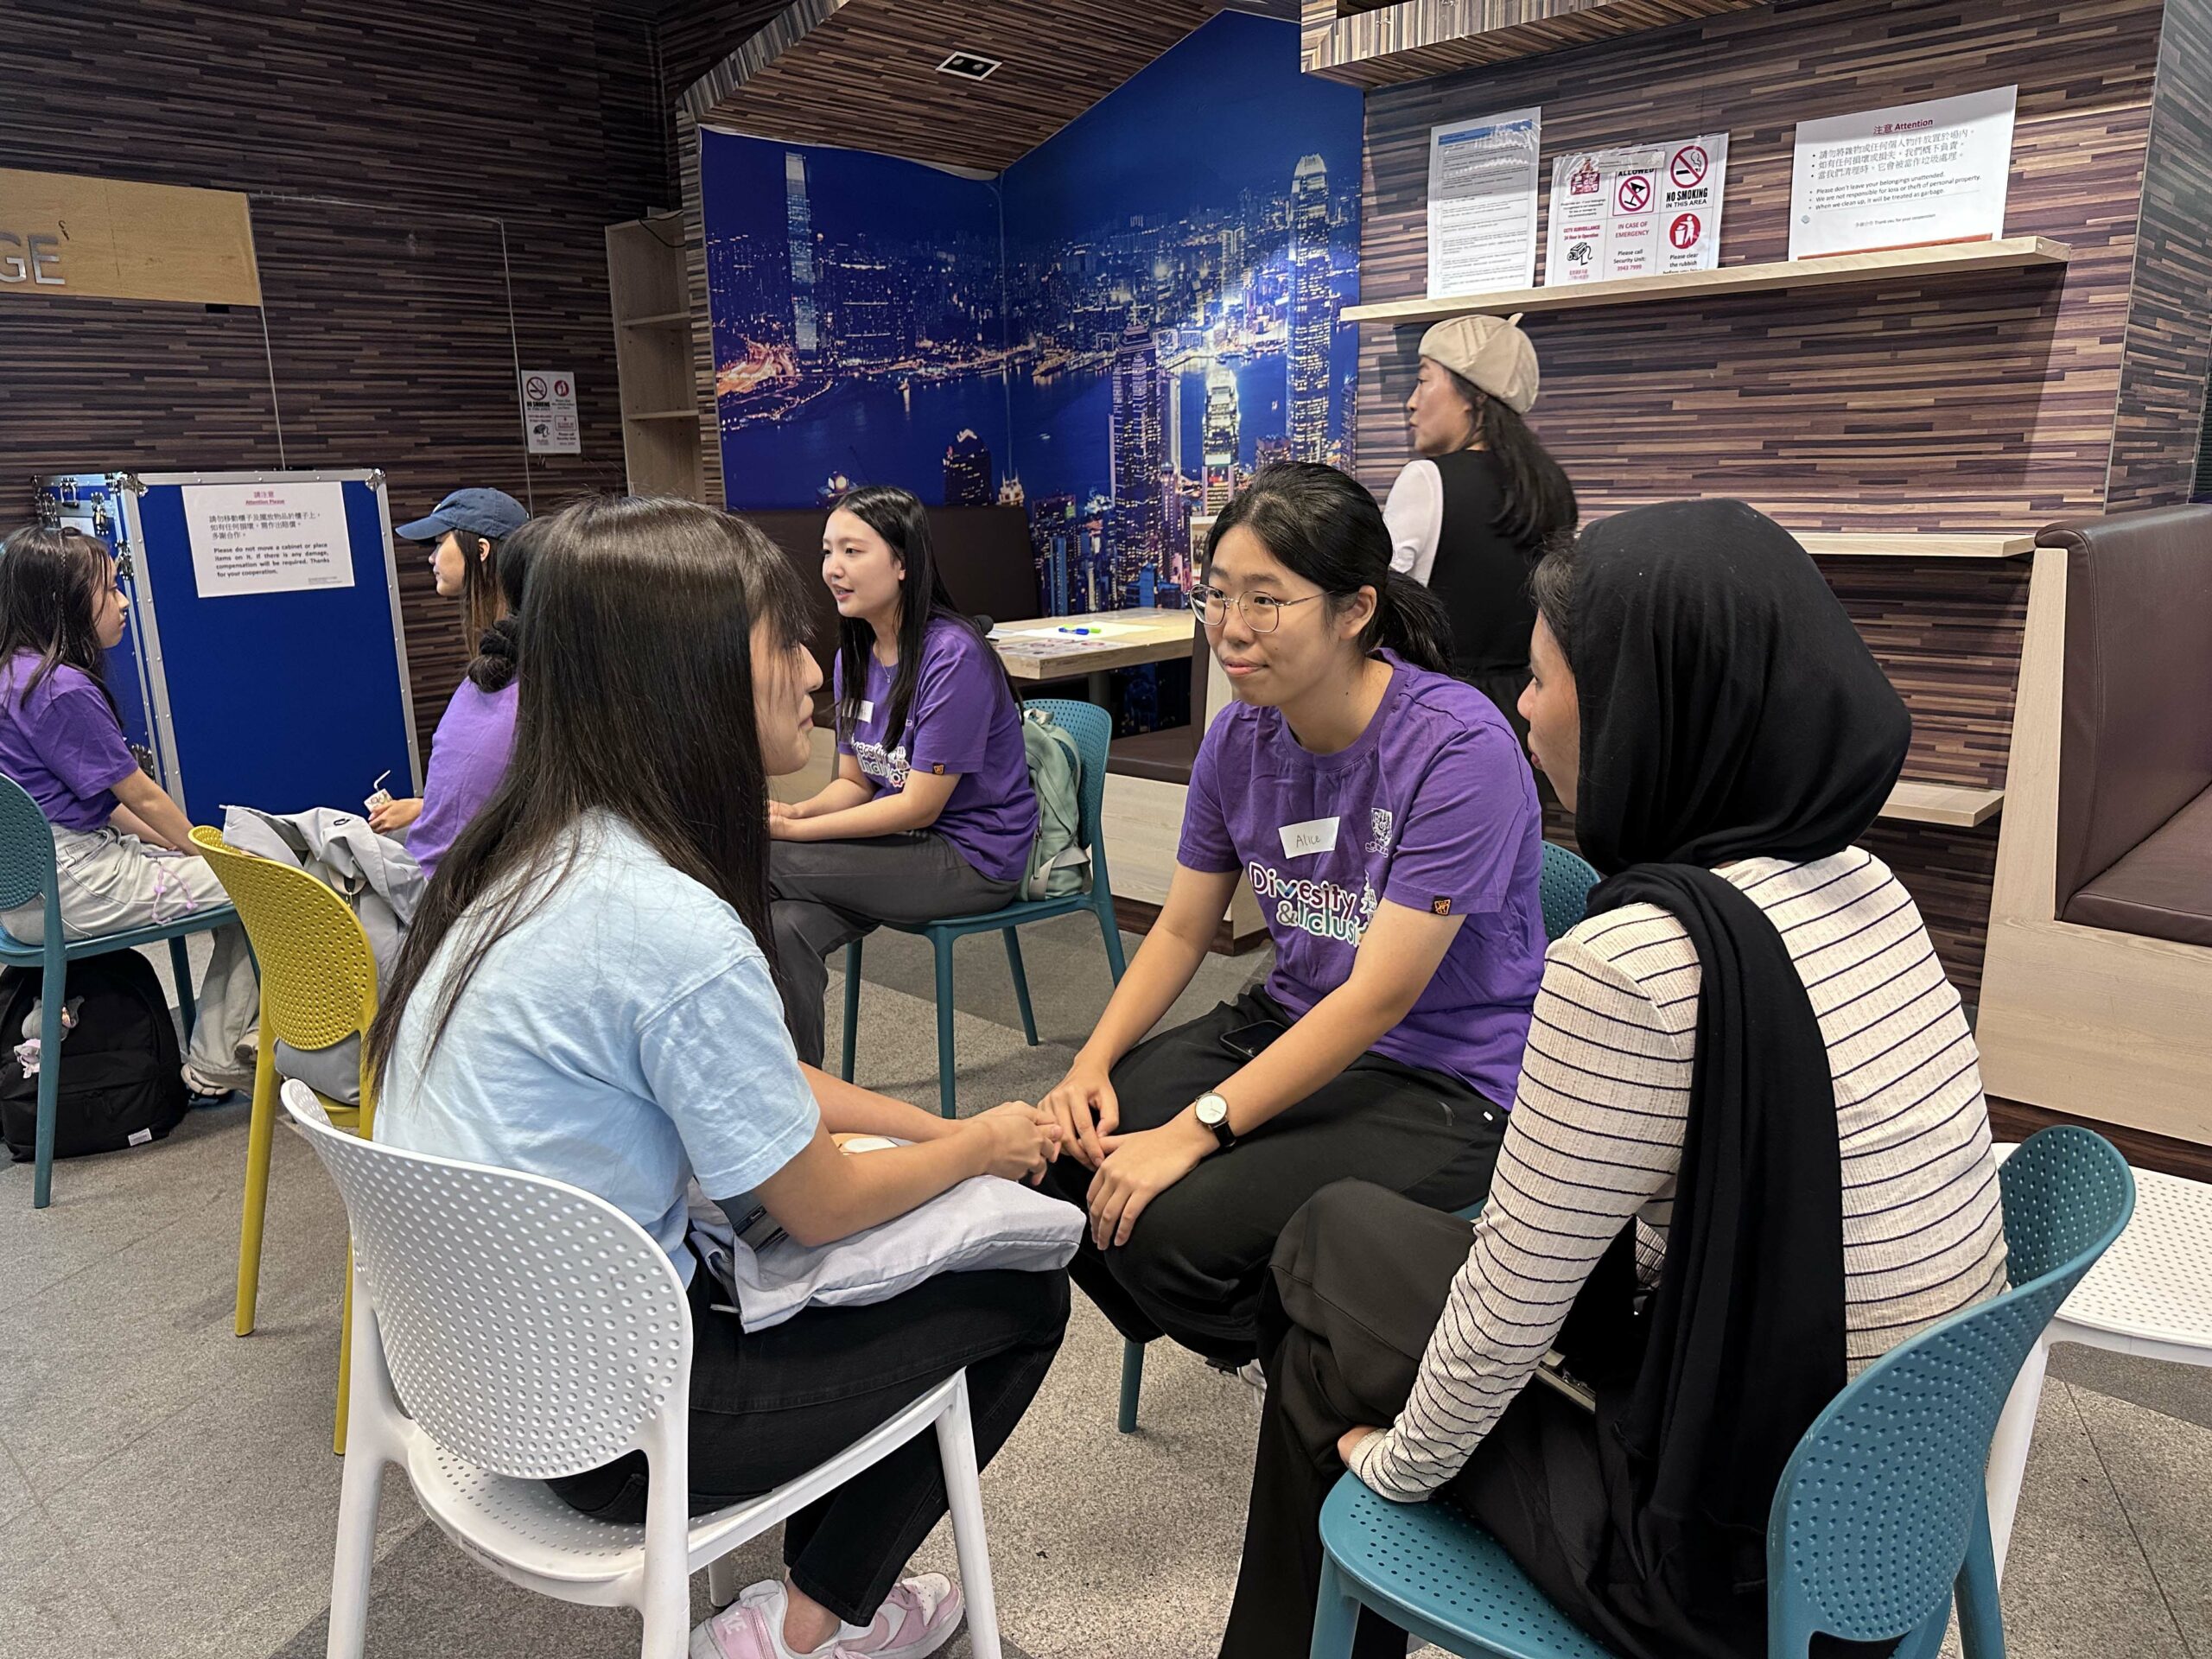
1308, 1123, 2135, 1659
1116, 840, 1597, 1434
1537, 842, 1599, 941
840, 697, 1127, 1118
0, 774, 237, 1209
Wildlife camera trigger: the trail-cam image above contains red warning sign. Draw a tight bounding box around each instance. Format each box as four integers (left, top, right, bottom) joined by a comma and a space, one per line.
1670, 145, 1709, 189
1617, 174, 1653, 214
1669, 213, 1702, 250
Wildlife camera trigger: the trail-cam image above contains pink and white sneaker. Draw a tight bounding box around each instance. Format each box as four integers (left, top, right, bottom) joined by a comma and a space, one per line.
689, 1574, 963, 1659
836, 1573, 964, 1658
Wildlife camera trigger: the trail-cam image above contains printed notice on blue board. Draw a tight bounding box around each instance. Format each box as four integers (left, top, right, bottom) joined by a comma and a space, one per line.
181, 480, 355, 599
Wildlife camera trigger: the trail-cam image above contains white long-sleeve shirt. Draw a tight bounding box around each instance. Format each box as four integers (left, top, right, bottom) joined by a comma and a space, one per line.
1382, 459, 1445, 583
1348, 849, 2010, 1501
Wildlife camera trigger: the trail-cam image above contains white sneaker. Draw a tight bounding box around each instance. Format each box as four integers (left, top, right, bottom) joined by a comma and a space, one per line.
690, 1575, 963, 1659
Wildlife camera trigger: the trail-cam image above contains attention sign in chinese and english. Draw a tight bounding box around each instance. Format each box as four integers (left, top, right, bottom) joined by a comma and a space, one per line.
1789, 87, 2018, 259
181, 481, 355, 599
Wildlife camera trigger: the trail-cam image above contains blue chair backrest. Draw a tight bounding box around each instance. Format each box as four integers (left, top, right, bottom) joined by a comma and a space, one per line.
1538, 841, 1599, 943
1765, 1125, 2133, 1653
0, 773, 60, 918
1024, 698, 1113, 858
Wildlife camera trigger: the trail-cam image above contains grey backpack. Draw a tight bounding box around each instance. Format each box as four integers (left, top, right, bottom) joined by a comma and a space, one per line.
1020, 707, 1090, 901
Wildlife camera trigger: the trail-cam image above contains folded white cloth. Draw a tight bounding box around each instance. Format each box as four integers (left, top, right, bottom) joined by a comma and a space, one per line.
687, 1170, 1080, 1332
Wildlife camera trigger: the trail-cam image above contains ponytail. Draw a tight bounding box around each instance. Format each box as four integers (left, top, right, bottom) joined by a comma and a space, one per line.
465, 617, 520, 691
1205, 461, 1461, 675
1372, 570, 1453, 674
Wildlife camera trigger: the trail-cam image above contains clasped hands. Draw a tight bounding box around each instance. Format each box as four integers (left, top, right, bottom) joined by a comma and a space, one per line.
1035, 1062, 1216, 1251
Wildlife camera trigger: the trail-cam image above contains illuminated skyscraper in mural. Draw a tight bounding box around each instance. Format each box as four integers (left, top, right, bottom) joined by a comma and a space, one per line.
784, 151, 819, 359
1203, 365, 1240, 512
1289, 152, 1331, 463
944, 429, 993, 505
1110, 315, 1165, 581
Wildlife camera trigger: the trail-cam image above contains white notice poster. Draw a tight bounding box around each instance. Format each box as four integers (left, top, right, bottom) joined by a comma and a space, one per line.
1789, 86, 2017, 259
1427, 107, 1541, 298
181, 480, 354, 599
521, 368, 582, 455
1546, 132, 1729, 285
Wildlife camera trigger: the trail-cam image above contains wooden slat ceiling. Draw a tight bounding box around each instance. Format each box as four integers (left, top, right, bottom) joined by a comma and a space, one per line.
683, 0, 1285, 172
1300, 0, 1773, 88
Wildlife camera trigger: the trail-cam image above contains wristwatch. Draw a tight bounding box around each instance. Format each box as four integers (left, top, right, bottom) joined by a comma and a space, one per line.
1193, 1091, 1236, 1152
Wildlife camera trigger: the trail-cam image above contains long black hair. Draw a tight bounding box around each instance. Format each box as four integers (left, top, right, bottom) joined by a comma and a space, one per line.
1202, 462, 1456, 673
1442, 367, 1579, 550
365, 495, 815, 1086
462, 517, 545, 694
0, 524, 123, 715
829, 485, 994, 752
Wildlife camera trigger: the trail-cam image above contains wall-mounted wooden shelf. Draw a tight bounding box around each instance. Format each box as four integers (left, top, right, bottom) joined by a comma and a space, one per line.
1342, 238, 2073, 327
620, 310, 692, 328
1302, 0, 1770, 90
1881, 781, 2005, 829
1797, 532, 2036, 560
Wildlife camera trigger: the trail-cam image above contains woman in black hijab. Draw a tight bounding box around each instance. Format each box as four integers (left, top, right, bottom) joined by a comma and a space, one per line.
1217, 499, 2010, 1659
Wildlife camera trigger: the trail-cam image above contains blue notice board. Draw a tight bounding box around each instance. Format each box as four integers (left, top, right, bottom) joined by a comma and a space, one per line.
128, 471, 421, 826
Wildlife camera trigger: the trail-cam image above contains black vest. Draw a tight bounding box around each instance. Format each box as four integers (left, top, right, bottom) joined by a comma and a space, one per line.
1427, 448, 1540, 677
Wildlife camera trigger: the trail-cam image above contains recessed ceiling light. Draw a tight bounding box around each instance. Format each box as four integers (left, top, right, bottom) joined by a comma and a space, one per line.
937, 49, 1003, 81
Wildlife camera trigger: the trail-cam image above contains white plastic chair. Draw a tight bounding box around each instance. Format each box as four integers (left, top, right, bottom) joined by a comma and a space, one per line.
283, 1079, 1005, 1659
1985, 1142, 2212, 1575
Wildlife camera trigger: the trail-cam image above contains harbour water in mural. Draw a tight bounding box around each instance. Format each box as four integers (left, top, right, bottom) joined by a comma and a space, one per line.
702, 9, 1362, 722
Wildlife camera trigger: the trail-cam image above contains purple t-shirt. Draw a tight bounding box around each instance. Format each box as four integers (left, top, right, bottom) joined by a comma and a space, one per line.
0, 652, 138, 832
835, 618, 1038, 886
409, 677, 519, 881
1179, 650, 1545, 1105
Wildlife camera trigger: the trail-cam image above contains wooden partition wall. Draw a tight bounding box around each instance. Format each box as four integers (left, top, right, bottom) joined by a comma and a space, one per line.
1340, 0, 2212, 995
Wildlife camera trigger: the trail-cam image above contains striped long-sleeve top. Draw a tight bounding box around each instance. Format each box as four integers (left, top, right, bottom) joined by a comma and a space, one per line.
1348, 849, 2010, 1501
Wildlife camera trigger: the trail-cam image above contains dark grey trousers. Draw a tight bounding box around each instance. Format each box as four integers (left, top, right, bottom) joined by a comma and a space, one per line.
768, 832, 1019, 1066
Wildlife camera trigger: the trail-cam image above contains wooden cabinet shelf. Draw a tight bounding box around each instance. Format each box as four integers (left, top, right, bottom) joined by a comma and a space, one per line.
1342, 238, 2072, 327
607, 213, 704, 499
1881, 782, 2005, 829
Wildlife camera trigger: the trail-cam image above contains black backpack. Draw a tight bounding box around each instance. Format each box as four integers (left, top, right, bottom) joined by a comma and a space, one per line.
0, 953, 188, 1162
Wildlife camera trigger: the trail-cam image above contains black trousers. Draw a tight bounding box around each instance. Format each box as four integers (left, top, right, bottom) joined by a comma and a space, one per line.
550, 1263, 1069, 1627
1222, 1183, 1879, 1659
1038, 990, 1504, 1365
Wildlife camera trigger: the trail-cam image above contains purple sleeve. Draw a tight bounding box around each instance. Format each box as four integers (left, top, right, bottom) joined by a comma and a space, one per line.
900, 631, 996, 775
1382, 725, 1530, 918
25, 678, 138, 804
1174, 715, 1240, 874
407, 687, 517, 880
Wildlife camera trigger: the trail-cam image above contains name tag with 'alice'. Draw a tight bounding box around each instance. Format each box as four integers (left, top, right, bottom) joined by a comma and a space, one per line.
1278, 816, 1340, 858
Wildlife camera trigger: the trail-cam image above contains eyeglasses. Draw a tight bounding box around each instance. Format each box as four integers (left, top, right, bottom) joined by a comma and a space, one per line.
1190, 584, 1326, 634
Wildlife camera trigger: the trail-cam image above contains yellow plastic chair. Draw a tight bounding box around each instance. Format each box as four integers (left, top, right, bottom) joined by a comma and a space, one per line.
189, 825, 379, 1454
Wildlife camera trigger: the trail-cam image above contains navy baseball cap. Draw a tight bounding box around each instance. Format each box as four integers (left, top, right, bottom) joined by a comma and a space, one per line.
396, 487, 528, 543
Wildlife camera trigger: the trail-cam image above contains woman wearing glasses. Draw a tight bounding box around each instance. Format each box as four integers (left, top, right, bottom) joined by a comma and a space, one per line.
1037, 463, 1546, 1364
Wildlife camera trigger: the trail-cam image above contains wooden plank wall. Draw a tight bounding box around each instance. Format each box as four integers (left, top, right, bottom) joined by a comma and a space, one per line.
1357, 0, 2171, 993
2107, 0, 2212, 508
0, 0, 665, 752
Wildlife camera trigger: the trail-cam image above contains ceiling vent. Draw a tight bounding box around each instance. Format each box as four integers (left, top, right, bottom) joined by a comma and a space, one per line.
937, 49, 1003, 82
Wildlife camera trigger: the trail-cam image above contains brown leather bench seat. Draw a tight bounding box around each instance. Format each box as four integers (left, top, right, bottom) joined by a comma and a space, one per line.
2045, 503, 2212, 950
2062, 783, 2212, 947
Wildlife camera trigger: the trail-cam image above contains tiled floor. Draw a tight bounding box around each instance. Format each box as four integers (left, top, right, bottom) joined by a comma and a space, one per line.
0, 918, 2204, 1658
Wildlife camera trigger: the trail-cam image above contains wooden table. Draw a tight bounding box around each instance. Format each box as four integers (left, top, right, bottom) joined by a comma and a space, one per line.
989, 607, 1197, 705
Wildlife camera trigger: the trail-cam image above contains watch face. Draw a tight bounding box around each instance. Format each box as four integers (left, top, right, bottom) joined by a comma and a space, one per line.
1197, 1095, 1228, 1128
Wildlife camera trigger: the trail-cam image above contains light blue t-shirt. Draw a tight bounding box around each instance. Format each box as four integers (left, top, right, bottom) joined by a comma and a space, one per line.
375, 812, 819, 1283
